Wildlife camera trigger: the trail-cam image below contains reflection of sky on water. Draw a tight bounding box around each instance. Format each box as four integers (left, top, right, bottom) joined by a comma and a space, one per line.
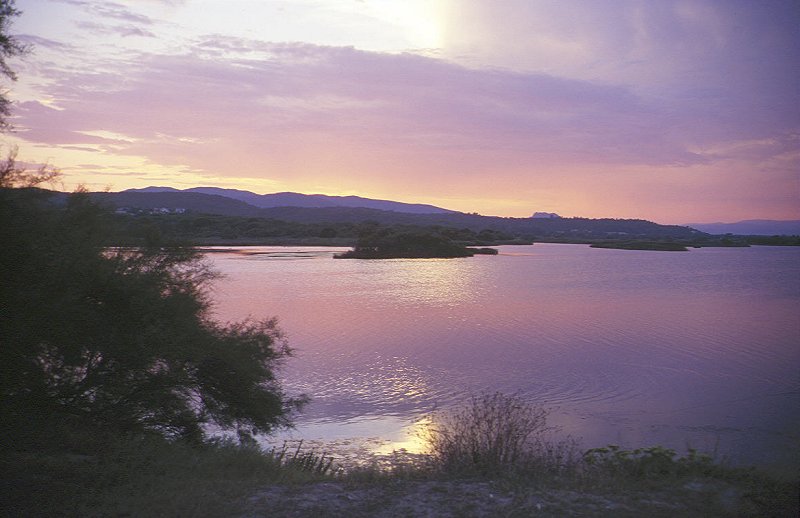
209, 245, 800, 471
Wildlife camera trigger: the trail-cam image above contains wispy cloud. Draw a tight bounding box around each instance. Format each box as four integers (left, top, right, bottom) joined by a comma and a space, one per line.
53, 0, 154, 25
17, 34, 76, 52
74, 21, 156, 38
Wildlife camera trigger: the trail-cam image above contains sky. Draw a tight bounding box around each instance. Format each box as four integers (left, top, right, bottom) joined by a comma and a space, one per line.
3, 0, 799, 223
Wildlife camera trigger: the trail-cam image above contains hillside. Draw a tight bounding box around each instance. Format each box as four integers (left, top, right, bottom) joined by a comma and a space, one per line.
94, 191, 262, 217
6, 188, 723, 246
125, 187, 455, 214
95, 190, 705, 242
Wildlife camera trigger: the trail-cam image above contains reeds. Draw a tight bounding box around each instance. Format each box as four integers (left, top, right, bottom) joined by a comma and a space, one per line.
266, 440, 338, 476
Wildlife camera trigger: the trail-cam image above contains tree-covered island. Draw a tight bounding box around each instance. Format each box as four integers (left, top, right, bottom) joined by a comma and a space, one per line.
334, 228, 498, 259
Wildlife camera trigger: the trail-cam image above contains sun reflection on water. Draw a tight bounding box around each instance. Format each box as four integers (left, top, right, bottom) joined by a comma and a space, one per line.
373, 415, 433, 455
364, 258, 487, 307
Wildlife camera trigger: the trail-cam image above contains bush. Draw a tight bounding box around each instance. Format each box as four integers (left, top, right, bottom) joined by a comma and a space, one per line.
424, 392, 578, 477
582, 444, 721, 480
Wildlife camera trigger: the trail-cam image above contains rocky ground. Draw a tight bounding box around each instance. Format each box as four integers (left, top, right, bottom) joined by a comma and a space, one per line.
240, 476, 777, 517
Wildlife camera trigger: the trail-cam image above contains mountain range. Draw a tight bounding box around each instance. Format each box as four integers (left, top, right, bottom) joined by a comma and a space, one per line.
124, 187, 454, 214
65, 186, 791, 239
99, 187, 704, 241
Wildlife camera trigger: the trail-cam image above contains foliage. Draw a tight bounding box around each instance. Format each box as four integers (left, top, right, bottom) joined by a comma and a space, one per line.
1, 422, 332, 517
0, 187, 303, 442
0, 146, 61, 188
97, 208, 520, 247
0, 0, 28, 130
582, 444, 719, 480
424, 392, 579, 477
744, 235, 800, 246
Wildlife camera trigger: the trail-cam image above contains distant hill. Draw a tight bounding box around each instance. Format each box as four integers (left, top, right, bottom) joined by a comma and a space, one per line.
685, 220, 800, 236
125, 187, 455, 214
87, 189, 704, 241
93, 191, 262, 217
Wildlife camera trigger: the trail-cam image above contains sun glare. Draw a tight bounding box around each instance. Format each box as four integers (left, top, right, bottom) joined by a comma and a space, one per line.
374, 416, 433, 455
369, 0, 443, 49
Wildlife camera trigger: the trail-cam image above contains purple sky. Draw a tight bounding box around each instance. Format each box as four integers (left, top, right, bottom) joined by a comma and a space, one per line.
5, 0, 799, 222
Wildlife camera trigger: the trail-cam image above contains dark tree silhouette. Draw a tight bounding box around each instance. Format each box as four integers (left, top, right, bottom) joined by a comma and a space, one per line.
0, 188, 303, 442
0, 0, 27, 130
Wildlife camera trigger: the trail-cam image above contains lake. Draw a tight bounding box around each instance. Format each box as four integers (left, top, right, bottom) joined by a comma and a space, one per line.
206, 244, 800, 470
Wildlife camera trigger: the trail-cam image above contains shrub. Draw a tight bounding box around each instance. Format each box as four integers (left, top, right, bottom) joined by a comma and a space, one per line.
582, 444, 720, 480
424, 392, 578, 477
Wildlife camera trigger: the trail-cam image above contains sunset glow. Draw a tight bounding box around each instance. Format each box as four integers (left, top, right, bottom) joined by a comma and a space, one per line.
7, 0, 799, 223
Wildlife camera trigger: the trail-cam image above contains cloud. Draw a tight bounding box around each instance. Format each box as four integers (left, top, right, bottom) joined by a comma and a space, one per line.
53, 0, 154, 25
16, 38, 787, 173
75, 21, 156, 38
58, 145, 102, 153
17, 35, 76, 52
438, 0, 800, 126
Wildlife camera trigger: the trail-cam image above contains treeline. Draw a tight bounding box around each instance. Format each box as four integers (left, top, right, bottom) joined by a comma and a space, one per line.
105, 211, 524, 247
98, 211, 800, 249
16, 188, 799, 248
738, 235, 800, 246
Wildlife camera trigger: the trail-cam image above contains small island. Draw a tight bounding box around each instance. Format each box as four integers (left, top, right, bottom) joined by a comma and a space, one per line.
589, 241, 689, 251
334, 230, 497, 259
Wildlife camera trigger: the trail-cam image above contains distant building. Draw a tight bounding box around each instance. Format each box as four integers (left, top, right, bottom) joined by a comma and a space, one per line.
531, 212, 562, 219
114, 207, 186, 215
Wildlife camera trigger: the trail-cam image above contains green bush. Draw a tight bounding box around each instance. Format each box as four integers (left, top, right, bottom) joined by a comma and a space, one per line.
583, 444, 719, 479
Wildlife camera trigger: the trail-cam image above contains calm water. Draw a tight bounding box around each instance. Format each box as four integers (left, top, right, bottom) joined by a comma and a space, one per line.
207, 244, 800, 469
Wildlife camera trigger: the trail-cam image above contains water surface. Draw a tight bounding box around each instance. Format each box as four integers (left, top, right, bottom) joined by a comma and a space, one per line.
208, 244, 800, 469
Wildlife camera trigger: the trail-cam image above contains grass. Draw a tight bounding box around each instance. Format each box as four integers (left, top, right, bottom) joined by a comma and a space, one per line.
1, 420, 333, 517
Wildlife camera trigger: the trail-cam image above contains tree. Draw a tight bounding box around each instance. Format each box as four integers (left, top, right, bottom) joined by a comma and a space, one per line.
0, 188, 304, 442
0, 2, 50, 190
0, 0, 27, 130
0, 146, 60, 188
